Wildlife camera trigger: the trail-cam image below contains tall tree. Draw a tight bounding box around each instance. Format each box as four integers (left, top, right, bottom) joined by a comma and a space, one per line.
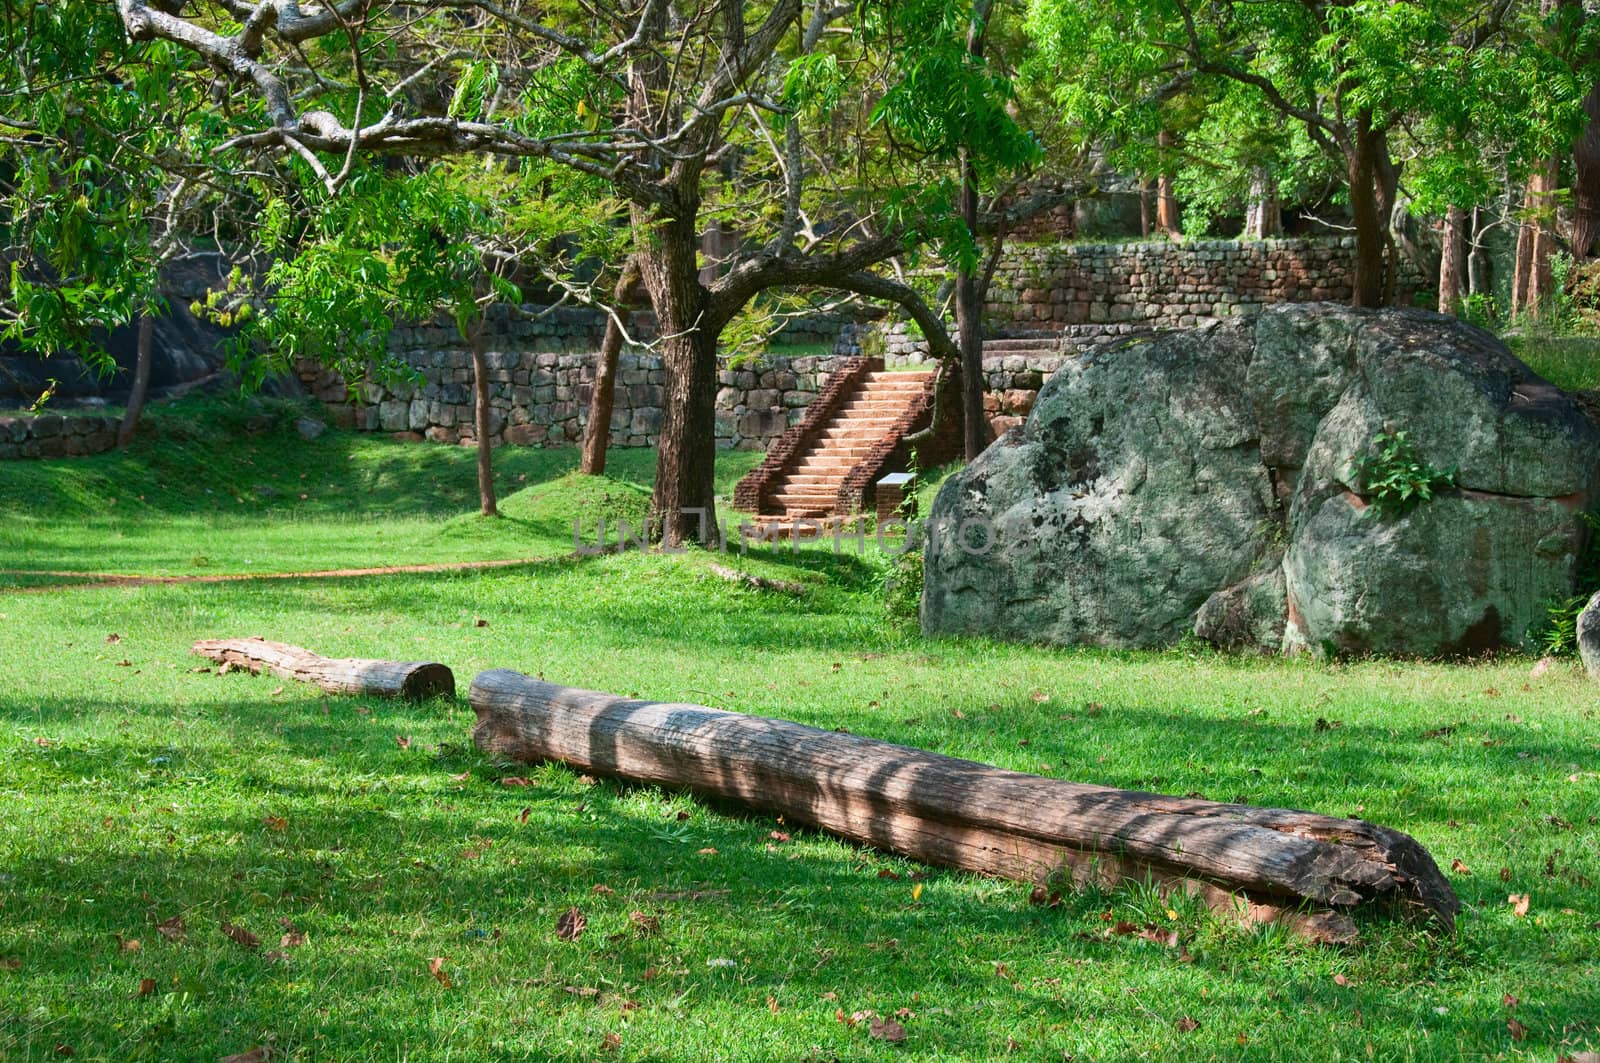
1, 2, 229, 439
1028, 0, 1559, 306
111, 0, 1027, 544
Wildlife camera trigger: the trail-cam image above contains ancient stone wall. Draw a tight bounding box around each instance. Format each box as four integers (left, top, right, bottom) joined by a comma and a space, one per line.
0, 413, 120, 459
299, 305, 859, 451
984, 237, 1426, 329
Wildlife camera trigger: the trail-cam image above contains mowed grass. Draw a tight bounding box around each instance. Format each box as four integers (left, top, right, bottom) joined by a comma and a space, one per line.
0, 395, 763, 581
1, 404, 1598, 1061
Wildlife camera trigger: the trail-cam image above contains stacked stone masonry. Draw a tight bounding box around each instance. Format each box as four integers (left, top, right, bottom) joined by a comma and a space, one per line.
0, 413, 120, 460
305, 239, 1412, 455
984, 236, 1424, 328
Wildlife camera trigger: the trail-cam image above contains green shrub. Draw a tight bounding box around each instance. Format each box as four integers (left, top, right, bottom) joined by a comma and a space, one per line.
1349, 430, 1455, 518
882, 548, 923, 623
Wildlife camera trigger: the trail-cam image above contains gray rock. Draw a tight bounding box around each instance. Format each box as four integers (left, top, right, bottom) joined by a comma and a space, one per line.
295, 417, 326, 441
1578, 591, 1600, 679
923, 304, 1600, 657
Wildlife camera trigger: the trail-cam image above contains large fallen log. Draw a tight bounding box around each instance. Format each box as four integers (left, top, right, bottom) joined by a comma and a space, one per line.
470, 670, 1458, 943
193, 638, 454, 700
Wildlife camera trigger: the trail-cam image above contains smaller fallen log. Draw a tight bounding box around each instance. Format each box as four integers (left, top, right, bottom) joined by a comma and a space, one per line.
193, 638, 454, 700
470, 671, 1460, 943
708, 563, 806, 597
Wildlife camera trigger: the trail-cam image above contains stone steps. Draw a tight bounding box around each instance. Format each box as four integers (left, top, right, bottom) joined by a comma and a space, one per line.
750, 365, 938, 519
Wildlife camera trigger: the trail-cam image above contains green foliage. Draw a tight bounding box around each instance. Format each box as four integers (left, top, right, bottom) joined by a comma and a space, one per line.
1535, 594, 1590, 656
882, 547, 925, 622
1533, 512, 1600, 656
0, 2, 228, 369
1350, 430, 1456, 518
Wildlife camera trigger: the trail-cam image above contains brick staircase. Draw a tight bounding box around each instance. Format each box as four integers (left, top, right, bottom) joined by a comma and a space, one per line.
734, 359, 954, 522
764, 370, 933, 517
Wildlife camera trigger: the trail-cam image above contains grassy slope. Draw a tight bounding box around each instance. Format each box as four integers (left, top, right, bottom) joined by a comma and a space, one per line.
0, 396, 762, 580
0, 406, 1597, 1061
1508, 335, 1600, 393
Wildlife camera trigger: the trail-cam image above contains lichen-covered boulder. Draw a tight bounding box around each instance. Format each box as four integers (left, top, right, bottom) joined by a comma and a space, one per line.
1578, 591, 1600, 679
922, 304, 1600, 656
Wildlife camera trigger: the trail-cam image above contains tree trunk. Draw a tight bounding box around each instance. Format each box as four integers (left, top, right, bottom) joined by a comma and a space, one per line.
1513, 159, 1561, 318
1572, 81, 1600, 260
957, 150, 986, 462
116, 313, 154, 448
1438, 205, 1467, 316
468, 321, 499, 517
1346, 114, 1388, 307
580, 259, 644, 476
192, 637, 455, 699
470, 670, 1460, 943
1156, 130, 1181, 238
637, 208, 719, 547
1244, 170, 1281, 239
957, 0, 996, 462
1139, 179, 1152, 238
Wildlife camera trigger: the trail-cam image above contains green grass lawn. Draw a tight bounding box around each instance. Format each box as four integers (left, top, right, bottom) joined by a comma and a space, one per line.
1, 402, 1598, 1061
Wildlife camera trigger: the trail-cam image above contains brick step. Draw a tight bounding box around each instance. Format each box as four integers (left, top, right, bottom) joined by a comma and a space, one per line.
801, 444, 875, 458
838, 401, 914, 414
819, 425, 895, 438
866, 370, 934, 381
792, 456, 855, 469
782, 471, 850, 484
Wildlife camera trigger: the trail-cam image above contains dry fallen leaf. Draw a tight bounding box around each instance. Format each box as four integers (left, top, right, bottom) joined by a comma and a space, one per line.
878, 869, 901, 881
1333, 973, 1351, 987
219, 1048, 271, 1063
115, 935, 141, 954
869, 1017, 906, 1043
269, 686, 284, 696
262, 815, 287, 832
911, 883, 923, 903
474, 617, 489, 628
428, 956, 451, 988
1500, 867, 1512, 883
135, 977, 157, 998
1507, 1019, 1528, 1042
1029, 689, 1050, 703
767, 996, 780, 1014
600, 1032, 622, 1052
591, 884, 616, 896
628, 911, 662, 939
1175, 1016, 1201, 1033
556, 907, 587, 942
280, 930, 306, 948
104, 633, 121, 644
1450, 859, 1471, 875
155, 915, 186, 941
1508, 893, 1531, 917
498, 777, 534, 787
768, 830, 791, 843
221, 921, 260, 950
395, 735, 412, 749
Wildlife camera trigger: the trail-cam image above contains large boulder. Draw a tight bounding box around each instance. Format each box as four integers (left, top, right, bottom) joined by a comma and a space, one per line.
922, 304, 1600, 656
1579, 591, 1600, 679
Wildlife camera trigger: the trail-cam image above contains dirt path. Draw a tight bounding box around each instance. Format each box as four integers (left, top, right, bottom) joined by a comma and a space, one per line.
0, 556, 555, 594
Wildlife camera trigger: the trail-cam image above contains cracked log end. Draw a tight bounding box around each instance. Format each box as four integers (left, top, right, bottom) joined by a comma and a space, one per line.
469, 670, 1460, 942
